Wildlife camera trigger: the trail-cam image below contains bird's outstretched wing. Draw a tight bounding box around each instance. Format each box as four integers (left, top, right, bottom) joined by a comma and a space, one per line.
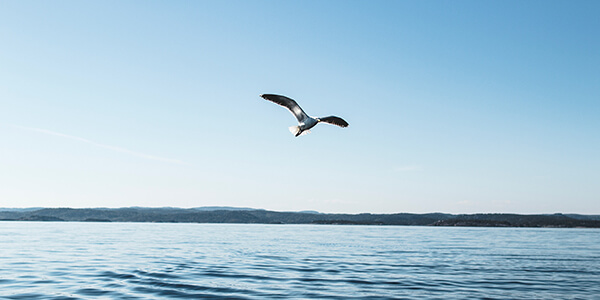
260, 94, 309, 123
319, 116, 349, 128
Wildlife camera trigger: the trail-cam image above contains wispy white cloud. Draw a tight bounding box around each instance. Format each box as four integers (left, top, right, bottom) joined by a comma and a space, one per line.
11, 125, 184, 164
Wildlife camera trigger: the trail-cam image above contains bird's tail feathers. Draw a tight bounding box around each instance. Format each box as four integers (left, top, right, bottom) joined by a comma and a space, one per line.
288, 126, 300, 135
288, 126, 311, 137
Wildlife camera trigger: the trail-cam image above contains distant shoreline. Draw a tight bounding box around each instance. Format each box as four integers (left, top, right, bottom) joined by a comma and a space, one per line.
1, 207, 599, 228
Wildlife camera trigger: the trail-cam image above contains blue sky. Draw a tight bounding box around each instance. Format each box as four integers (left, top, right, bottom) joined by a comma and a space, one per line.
1, 1, 598, 213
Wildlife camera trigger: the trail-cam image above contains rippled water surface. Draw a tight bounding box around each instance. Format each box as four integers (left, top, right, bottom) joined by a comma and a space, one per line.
1, 222, 599, 299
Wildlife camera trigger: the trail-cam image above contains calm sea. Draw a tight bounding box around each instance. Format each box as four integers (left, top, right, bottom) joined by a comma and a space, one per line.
0, 222, 599, 299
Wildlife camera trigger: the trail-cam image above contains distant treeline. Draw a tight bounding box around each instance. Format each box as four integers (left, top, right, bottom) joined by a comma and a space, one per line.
1, 207, 599, 228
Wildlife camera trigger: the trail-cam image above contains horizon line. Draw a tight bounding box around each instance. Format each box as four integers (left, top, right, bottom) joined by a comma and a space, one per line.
1, 206, 598, 216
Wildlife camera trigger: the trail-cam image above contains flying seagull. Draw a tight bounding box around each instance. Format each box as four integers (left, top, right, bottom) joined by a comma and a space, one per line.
260, 94, 349, 137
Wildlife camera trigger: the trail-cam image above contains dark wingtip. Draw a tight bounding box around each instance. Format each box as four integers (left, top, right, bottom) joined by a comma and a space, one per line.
260, 94, 274, 100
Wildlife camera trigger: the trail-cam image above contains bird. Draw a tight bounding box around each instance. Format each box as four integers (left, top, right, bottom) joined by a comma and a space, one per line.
260, 94, 349, 137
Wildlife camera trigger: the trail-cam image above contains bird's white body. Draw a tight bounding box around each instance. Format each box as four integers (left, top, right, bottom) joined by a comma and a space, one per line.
289, 117, 318, 136
260, 94, 348, 137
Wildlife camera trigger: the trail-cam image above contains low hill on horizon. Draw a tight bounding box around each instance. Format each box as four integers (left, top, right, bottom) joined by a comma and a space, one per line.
1, 207, 600, 227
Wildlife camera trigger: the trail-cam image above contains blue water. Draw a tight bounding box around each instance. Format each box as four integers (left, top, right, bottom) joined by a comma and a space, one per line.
1, 222, 599, 299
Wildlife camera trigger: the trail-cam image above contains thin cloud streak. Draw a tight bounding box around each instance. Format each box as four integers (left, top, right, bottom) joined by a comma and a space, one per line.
12, 125, 184, 164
